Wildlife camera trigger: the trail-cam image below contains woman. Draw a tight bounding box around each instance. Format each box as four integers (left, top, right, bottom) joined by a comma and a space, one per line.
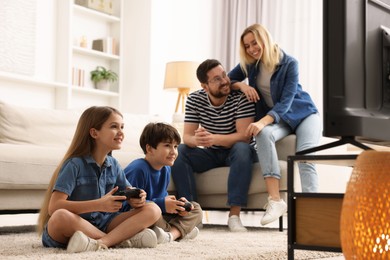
37, 106, 161, 252
228, 24, 322, 225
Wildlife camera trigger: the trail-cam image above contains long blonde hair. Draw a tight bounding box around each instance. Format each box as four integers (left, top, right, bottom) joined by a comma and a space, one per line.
239, 23, 281, 76
37, 106, 123, 235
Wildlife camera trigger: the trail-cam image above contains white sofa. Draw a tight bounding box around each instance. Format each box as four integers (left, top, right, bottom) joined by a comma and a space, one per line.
0, 101, 299, 229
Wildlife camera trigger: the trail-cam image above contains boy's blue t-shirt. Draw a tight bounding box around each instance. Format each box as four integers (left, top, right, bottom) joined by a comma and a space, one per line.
53, 155, 130, 225
123, 158, 170, 213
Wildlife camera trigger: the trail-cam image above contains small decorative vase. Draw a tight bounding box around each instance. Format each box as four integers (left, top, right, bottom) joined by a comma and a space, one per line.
95, 80, 110, 91
340, 150, 390, 259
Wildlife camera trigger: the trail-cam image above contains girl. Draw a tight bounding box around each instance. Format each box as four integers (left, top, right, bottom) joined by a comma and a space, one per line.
228, 24, 322, 226
37, 106, 161, 253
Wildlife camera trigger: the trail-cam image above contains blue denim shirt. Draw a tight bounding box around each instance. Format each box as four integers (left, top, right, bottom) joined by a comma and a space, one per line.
53, 155, 130, 226
228, 51, 318, 130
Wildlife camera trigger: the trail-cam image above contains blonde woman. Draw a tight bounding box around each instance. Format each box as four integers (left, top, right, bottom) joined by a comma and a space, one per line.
228, 24, 322, 225
37, 106, 161, 253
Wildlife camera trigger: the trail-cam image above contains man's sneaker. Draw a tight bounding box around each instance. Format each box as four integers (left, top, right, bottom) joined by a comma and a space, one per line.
260, 197, 287, 225
227, 215, 247, 232
118, 228, 157, 248
152, 226, 173, 244
67, 231, 108, 253
181, 227, 199, 241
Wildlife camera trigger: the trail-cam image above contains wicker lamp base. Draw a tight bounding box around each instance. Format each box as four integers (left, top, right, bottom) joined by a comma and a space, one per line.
340, 150, 390, 259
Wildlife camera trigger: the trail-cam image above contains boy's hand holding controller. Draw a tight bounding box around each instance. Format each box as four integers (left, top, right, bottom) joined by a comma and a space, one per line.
164, 196, 193, 215
176, 197, 193, 216
165, 195, 194, 216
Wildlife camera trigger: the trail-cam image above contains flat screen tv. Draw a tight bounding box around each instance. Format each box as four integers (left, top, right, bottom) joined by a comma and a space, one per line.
321, 0, 390, 150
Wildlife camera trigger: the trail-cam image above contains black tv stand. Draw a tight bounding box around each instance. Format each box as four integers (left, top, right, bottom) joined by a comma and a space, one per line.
287, 135, 374, 259
296, 136, 372, 155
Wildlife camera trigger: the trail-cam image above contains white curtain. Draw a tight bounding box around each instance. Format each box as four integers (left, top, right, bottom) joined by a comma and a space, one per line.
214, 0, 324, 116
214, 0, 263, 71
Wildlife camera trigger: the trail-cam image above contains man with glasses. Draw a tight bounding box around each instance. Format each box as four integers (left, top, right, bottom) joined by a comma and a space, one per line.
171, 59, 258, 232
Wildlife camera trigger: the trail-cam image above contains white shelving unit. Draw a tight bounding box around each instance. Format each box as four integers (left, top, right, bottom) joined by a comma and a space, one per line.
55, 0, 123, 110
0, 0, 123, 110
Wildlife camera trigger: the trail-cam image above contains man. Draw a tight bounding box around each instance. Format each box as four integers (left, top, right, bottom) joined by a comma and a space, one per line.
171, 59, 258, 232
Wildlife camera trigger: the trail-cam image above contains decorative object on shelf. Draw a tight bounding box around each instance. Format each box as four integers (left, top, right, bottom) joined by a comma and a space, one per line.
163, 61, 200, 113
80, 36, 88, 48
72, 67, 85, 87
340, 150, 390, 259
92, 37, 117, 55
90, 66, 118, 91
75, 0, 113, 15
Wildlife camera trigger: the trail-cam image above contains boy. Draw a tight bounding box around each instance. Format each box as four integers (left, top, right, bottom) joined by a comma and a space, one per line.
123, 122, 203, 243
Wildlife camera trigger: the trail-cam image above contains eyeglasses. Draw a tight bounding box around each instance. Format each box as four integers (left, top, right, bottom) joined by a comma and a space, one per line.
207, 72, 228, 85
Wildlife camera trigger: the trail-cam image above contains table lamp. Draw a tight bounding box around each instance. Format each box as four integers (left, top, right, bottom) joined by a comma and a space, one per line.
163, 61, 200, 113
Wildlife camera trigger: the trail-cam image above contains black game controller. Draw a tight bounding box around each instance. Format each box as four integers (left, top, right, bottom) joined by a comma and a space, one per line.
178, 199, 192, 212
113, 188, 141, 200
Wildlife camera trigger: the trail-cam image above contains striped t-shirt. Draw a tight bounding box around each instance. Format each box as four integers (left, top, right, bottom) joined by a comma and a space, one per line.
185, 89, 256, 149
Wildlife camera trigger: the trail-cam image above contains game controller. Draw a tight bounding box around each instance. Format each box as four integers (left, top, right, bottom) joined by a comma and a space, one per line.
113, 188, 141, 200
178, 198, 192, 212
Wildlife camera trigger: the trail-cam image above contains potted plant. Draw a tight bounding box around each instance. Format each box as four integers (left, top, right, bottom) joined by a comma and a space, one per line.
90, 66, 118, 91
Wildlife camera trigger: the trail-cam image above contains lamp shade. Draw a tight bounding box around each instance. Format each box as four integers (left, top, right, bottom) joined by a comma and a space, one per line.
163, 61, 200, 90
340, 150, 390, 259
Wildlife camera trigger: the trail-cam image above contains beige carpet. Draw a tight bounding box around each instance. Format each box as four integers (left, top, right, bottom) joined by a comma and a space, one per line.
0, 225, 343, 260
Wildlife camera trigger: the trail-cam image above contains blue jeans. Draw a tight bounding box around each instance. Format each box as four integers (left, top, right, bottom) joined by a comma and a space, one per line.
171, 142, 258, 207
42, 224, 66, 248
255, 113, 322, 192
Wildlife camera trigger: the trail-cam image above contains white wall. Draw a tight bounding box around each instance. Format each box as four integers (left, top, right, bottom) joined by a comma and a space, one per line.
121, 0, 152, 114
1, 0, 322, 118
35, 0, 57, 82
0, 0, 59, 108
121, 0, 215, 117
149, 0, 215, 116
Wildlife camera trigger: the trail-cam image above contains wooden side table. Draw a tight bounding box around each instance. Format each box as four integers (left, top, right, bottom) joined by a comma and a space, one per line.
287, 154, 358, 260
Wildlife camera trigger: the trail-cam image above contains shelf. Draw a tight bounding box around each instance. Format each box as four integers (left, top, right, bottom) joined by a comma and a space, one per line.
71, 86, 119, 97
73, 46, 120, 60
0, 0, 123, 110
73, 4, 120, 23
0, 71, 67, 89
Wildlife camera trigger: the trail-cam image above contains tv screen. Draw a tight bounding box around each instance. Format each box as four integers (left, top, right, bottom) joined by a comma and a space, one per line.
323, 0, 390, 146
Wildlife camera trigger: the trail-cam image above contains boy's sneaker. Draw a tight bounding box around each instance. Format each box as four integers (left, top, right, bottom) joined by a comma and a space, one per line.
260, 197, 287, 226
197, 222, 203, 229
152, 226, 173, 244
67, 231, 108, 253
181, 227, 199, 240
118, 228, 157, 248
227, 215, 247, 232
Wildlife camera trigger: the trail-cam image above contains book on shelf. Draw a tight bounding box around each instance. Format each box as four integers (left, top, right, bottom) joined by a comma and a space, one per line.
72, 67, 85, 87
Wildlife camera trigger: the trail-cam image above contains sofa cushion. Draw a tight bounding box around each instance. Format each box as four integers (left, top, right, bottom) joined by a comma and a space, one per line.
0, 143, 66, 189
0, 101, 80, 146
275, 134, 296, 161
